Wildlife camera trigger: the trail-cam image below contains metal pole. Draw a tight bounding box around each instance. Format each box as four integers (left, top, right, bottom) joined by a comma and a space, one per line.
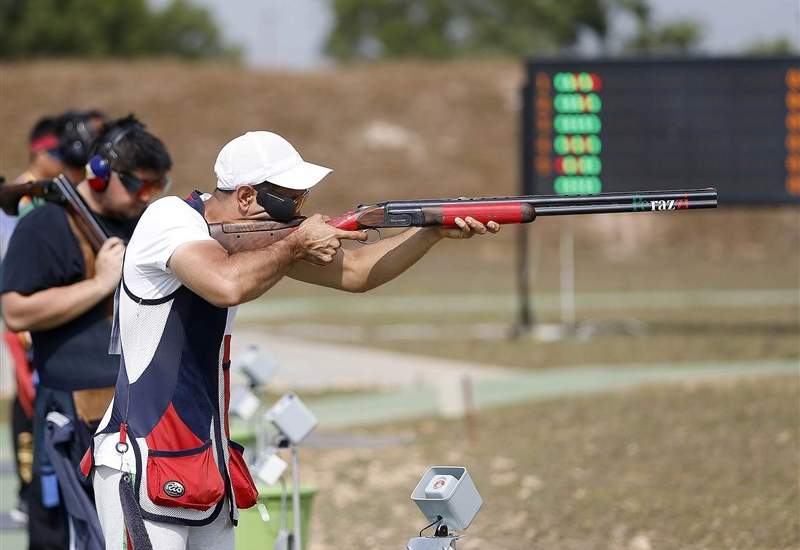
559, 222, 576, 330
516, 224, 531, 334
516, 81, 535, 335
291, 445, 302, 550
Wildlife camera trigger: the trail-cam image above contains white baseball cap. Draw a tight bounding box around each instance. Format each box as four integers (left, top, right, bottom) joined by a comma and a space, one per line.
214, 131, 332, 191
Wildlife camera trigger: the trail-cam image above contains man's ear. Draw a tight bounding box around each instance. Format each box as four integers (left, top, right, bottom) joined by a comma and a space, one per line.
235, 185, 256, 212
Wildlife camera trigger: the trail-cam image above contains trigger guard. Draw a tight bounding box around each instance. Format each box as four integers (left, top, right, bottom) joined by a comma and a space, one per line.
358, 228, 381, 245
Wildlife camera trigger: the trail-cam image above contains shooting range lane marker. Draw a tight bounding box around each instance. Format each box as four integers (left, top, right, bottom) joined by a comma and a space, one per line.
236, 288, 800, 321
226, 329, 798, 428
300, 360, 798, 429
229, 331, 511, 391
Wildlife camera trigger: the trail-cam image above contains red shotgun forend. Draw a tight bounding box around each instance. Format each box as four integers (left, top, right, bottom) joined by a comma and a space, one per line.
439, 202, 535, 226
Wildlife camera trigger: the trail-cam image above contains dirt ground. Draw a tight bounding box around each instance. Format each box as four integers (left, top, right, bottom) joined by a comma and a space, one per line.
302, 375, 799, 550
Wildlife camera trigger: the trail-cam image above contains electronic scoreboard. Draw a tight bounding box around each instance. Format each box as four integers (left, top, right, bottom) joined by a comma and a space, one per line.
522, 57, 800, 204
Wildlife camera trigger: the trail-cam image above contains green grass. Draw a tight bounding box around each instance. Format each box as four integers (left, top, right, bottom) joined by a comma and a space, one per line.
240, 305, 800, 369
301, 375, 800, 550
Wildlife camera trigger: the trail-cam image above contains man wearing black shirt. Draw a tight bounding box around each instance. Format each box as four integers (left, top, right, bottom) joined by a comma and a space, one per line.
3, 115, 66, 528
1, 115, 172, 550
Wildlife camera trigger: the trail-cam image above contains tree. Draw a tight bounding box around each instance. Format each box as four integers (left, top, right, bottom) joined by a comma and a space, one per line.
0, 0, 238, 60
325, 0, 707, 62
325, 0, 610, 61
744, 37, 797, 56
617, 0, 703, 55
624, 19, 704, 55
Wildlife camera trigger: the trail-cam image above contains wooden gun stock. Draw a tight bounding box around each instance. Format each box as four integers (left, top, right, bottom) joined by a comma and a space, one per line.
208, 219, 304, 254
0, 178, 60, 216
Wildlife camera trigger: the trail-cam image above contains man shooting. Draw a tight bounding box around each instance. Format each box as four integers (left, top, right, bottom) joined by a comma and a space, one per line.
89, 131, 499, 549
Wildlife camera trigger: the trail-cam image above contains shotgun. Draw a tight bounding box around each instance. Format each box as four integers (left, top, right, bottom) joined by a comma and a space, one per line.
209, 188, 717, 253
0, 175, 109, 251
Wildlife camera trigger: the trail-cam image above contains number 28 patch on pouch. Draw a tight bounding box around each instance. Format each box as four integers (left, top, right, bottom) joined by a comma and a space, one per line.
163, 480, 185, 498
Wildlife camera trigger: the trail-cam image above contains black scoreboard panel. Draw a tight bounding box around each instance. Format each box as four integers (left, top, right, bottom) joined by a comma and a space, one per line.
523, 57, 800, 204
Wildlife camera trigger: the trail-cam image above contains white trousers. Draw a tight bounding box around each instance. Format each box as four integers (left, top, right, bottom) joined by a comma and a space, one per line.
93, 466, 234, 550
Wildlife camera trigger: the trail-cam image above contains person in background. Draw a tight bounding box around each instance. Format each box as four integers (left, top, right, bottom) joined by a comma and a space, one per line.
16, 110, 109, 216
55, 110, 108, 183
1, 115, 64, 527
1, 116, 63, 256
1, 114, 171, 550
2, 110, 109, 529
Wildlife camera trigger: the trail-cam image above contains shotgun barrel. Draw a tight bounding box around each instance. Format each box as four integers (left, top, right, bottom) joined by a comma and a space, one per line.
332, 188, 718, 229
379, 188, 717, 208
212, 188, 718, 253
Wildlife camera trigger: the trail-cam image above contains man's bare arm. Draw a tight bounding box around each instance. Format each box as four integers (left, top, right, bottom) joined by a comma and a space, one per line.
169, 238, 300, 307
288, 227, 437, 292
169, 215, 367, 307
1, 237, 125, 332
288, 217, 500, 292
3, 281, 109, 332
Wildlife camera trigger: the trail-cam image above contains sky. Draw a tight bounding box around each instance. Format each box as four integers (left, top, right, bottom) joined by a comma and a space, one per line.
180, 0, 799, 69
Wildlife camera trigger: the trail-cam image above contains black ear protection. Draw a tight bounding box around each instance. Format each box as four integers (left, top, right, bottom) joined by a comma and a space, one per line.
59, 115, 95, 168
87, 123, 142, 192
255, 185, 300, 222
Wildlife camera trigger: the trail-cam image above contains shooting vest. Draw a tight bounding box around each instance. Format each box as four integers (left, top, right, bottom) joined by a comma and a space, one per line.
82, 193, 257, 525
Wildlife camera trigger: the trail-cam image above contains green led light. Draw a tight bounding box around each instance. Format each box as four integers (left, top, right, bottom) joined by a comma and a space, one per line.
585, 93, 602, 112
571, 136, 585, 154
553, 72, 576, 92
554, 72, 602, 93
562, 156, 578, 175
586, 135, 602, 154
554, 114, 601, 134
553, 93, 603, 114
554, 135, 569, 155
554, 136, 602, 155
554, 176, 603, 195
578, 155, 602, 176
578, 73, 594, 92
553, 94, 571, 113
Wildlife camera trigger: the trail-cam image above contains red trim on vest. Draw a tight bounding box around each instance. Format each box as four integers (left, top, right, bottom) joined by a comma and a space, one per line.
3, 332, 34, 419
145, 403, 204, 452
79, 447, 94, 478
223, 335, 231, 363
223, 368, 231, 439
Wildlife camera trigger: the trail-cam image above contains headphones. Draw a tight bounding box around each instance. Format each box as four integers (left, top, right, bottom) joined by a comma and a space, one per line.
87, 123, 142, 192
59, 114, 95, 168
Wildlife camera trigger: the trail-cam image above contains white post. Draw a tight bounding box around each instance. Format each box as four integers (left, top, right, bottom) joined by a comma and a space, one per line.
560, 222, 576, 330
291, 445, 302, 550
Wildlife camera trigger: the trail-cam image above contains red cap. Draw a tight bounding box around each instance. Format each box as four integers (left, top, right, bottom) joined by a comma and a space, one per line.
29, 133, 59, 153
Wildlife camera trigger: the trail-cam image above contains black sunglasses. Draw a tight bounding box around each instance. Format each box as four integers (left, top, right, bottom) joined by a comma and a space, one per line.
252, 181, 309, 221
118, 171, 171, 200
